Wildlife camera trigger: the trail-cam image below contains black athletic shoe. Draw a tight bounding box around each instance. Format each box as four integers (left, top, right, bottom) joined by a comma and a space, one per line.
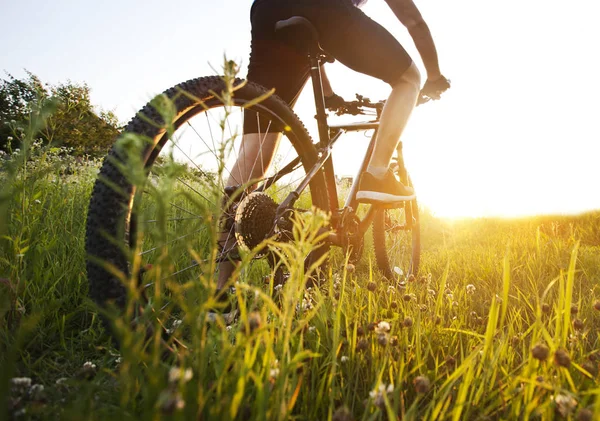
356, 170, 415, 204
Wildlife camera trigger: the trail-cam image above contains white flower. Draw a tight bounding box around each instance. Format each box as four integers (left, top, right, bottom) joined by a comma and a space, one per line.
7, 136, 13, 141
269, 368, 280, 379
375, 321, 391, 334
341, 356, 349, 363
83, 361, 96, 370
466, 284, 476, 294
168, 367, 193, 384
369, 383, 394, 408
167, 319, 183, 334
554, 393, 577, 417
11, 377, 32, 388
55, 378, 68, 385
308, 325, 316, 333
393, 267, 404, 276
34, 199, 41, 204
269, 360, 280, 380
274, 284, 283, 292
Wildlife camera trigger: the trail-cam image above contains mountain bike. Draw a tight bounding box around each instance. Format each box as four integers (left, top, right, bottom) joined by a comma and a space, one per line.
85, 16, 425, 320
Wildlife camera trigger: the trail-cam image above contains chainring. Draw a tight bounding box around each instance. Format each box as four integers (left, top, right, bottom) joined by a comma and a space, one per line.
234, 192, 279, 253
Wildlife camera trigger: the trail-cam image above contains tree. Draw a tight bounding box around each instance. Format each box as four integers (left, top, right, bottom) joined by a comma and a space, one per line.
0, 71, 120, 156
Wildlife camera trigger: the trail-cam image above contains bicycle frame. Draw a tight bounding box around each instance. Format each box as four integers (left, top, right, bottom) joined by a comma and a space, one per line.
270, 47, 414, 248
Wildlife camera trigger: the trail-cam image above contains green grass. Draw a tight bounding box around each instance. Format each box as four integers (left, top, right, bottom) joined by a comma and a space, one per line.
2, 151, 600, 420
2, 80, 600, 420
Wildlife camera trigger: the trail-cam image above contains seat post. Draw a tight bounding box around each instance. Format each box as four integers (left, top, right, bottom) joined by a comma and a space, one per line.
308, 52, 330, 146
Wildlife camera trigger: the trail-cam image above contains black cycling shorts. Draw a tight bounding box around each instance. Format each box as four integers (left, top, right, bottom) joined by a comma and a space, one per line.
245, 0, 413, 133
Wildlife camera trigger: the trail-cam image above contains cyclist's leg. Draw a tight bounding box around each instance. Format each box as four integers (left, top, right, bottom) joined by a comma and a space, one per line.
307, 0, 420, 200
217, 3, 312, 289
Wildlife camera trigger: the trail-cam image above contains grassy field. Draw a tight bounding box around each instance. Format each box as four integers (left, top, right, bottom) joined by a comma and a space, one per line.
2, 89, 600, 421
2, 144, 600, 421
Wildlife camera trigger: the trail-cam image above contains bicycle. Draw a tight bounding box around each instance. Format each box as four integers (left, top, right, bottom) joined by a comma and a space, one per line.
85, 16, 429, 323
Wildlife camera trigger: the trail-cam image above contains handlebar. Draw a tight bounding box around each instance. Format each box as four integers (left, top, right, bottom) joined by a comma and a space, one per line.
330, 91, 431, 117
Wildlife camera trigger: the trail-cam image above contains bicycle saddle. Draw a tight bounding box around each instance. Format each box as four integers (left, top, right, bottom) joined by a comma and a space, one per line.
275, 16, 334, 62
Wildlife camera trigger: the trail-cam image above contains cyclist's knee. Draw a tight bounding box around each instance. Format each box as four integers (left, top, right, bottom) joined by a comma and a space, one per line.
394, 62, 421, 90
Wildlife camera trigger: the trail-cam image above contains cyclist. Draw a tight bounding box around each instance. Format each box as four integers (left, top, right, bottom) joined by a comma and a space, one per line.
218, 0, 450, 289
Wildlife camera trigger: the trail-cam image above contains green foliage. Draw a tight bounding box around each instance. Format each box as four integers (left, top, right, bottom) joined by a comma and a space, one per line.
0, 71, 120, 156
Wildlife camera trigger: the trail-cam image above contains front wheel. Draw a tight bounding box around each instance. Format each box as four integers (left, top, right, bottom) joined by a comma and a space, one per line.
372, 180, 420, 281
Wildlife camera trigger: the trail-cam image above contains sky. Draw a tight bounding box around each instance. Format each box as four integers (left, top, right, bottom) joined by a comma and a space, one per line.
2, 0, 600, 218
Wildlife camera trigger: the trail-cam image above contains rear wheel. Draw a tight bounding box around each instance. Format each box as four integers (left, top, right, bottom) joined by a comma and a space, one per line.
85, 76, 329, 318
372, 176, 420, 281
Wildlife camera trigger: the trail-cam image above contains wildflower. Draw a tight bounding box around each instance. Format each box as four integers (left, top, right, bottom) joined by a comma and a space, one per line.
11, 377, 32, 390
341, 356, 349, 363
167, 319, 183, 334
402, 317, 413, 328
377, 334, 388, 346
247, 312, 261, 334
375, 321, 391, 334
466, 284, 476, 294
332, 406, 354, 421
531, 344, 550, 361
78, 361, 97, 380
7, 136, 13, 141
413, 376, 431, 394
581, 360, 598, 378
571, 305, 579, 315
389, 335, 399, 346
29, 384, 45, 401
356, 326, 365, 336
367, 322, 376, 332
594, 301, 600, 311
573, 319, 584, 330
427, 289, 436, 297
554, 349, 571, 368
576, 408, 593, 421
407, 274, 415, 282
367, 281, 377, 292
274, 284, 283, 292
269, 360, 280, 380
357, 338, 369, 352
55, 378, 68, 385
541, 303, 551, 314
393, 267, 403, 277
554, 393, 577, 418
403, 294, 411, 302
168, 367, 193, 384
390, 301, 398, 309
308, 325, 316, 333
369, 383, 394, 408
346, 263, 355, 274
158, 390, 185, 414
387, 285, 396, 294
